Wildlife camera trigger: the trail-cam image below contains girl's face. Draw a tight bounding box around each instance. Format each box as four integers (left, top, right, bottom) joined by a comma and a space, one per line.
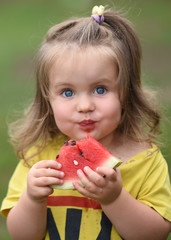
49, 47, 122, 145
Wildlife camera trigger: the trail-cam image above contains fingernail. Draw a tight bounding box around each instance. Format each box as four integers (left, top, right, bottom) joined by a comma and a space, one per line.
60, 172, 64, 177
77, 169, 82, 175
84, 166, 89, 172
58, 163, 62, 168
59, 179, 63, 184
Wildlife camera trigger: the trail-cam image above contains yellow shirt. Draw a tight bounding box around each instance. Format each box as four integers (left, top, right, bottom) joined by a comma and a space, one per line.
1, 135, 171, 239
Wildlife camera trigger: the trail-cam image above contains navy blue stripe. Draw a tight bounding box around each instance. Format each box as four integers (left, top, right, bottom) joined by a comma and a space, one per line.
65, 208, 82, 240
96, 212, 112, 240
47, 208, 61, 240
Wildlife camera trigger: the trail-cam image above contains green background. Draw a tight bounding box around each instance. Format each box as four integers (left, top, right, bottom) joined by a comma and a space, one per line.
0, 0, 170, 239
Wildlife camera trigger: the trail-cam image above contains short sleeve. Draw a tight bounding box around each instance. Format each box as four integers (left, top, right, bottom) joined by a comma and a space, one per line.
138, 154, 171, 221
0, 161, 29, 217
0, 135, 65, 218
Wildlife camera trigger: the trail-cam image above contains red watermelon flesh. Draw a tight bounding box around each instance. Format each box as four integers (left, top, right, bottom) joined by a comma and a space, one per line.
52, 135, 122, 189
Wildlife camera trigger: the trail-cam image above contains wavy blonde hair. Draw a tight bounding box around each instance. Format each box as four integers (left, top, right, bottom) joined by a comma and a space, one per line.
9, 10, 161, 162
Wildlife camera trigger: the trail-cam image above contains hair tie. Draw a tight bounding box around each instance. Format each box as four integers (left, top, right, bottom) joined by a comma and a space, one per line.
91, 5, 104, 25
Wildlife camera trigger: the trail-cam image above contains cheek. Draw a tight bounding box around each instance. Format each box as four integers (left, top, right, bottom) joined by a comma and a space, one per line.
51, 100, 74, 131
53, 105, 68, 122
100, 99, 121, 120
51, 103, 75, 137
52, 107, 68, 132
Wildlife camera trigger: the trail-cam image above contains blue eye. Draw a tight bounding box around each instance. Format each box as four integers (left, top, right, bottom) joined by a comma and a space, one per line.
94, 86, 106, 95
62, 89, 74, 97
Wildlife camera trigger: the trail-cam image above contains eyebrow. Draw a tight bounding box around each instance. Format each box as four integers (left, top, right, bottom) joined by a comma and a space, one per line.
52, 82, 74, 89
51, 77, 115, 91
96, 79, 113, 84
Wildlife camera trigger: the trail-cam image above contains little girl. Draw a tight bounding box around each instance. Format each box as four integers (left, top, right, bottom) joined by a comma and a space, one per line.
1, 5, 171, 240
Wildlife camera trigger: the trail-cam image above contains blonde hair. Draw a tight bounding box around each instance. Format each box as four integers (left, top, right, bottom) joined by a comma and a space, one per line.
9, 10, 161, 161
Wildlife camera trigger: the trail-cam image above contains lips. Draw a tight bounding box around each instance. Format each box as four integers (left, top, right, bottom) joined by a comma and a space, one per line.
80, 120, 95, 125
79, 119, 96, 131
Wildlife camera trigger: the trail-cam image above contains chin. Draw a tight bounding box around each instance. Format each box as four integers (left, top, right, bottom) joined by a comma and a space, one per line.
74, 131, 97, 141
65, 132, 87, 141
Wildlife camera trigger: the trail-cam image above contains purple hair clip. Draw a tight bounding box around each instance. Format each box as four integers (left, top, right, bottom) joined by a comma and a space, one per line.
91, 5, 105, 25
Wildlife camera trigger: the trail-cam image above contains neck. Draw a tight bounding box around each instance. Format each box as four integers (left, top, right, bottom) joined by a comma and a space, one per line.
99, 131, 124, 155
101, 133, 151, 163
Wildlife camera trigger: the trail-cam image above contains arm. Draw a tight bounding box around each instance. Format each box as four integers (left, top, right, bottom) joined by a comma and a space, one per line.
102, 188, 171, 240
7, 190, 47, 240
74, 166, 171, 240
7, 160, 64, 240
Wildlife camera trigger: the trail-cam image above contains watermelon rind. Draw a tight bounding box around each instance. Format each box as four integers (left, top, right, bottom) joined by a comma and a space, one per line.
51, 181, 75, 190
103, 155, 122, 168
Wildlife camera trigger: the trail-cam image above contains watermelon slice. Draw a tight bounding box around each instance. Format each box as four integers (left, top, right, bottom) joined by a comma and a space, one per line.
52, 135, 122, 189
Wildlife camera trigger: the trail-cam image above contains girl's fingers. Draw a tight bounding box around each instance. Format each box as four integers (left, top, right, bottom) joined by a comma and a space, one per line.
96, 166, 117, 181
34, 160, 62, 169
77, 169, 96, 193
73, 181, 90, 197
35, 176, 64, 187
76, 168, 104, 194
34, 168, 64, 178
31, 160, 64, 179
77, 169, 90, 188
83, 166, 106, 187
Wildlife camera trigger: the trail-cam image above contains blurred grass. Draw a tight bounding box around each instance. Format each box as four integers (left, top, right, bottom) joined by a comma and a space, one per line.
0, 0, 171, 239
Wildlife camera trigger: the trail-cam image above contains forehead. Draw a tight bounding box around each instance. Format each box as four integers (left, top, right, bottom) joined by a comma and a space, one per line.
48, 45, 120, 95
49, 44, 117, 72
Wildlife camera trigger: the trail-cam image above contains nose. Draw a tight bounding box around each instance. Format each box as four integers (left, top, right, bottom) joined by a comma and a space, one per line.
77, 95, 95, 113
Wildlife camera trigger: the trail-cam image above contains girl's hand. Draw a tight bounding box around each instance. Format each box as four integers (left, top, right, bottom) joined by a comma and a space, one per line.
73, 166, 122, 205
27, 160, 64, 202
